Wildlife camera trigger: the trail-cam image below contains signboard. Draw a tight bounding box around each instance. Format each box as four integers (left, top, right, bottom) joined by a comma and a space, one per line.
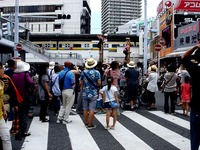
175, 0, 200, 12
16, 43, 22, 51
157, 0, 200, 16
175, 21, 200, 50
155, 44, 162, 51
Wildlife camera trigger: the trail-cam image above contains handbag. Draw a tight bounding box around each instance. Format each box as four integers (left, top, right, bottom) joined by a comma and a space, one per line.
110, 101, 118, 108
161, 73, 175, 93
105, 87, 118, 108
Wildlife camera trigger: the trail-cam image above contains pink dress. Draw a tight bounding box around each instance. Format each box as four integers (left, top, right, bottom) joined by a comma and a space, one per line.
181, 83, 191, 103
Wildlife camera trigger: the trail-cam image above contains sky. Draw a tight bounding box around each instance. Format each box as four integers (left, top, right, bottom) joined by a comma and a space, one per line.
90, 0, 162, 34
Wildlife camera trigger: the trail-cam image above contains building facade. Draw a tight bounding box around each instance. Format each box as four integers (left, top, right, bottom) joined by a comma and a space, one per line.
101, 0, 142, 34
0, 0, 91, 34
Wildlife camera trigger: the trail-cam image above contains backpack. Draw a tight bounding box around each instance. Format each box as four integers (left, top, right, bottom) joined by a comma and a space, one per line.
49, 75, 58, 96
59, 70, 70, 91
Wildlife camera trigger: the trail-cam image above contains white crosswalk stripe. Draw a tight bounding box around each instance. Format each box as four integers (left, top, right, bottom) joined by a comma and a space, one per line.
22, 117, 49, 150
122, 111, 190, 150
66, 115, 100, 150
149, 111, 190, 130
95, 114, 153, 150
11, 110, 192, 150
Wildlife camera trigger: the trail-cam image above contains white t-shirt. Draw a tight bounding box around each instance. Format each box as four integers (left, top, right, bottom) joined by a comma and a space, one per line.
147, 72, 159, 92
103, 85, 118, 102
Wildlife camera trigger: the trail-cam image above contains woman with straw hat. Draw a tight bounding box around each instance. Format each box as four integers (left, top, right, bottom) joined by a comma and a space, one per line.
146, 65, 159, 110
125, 61, 139, 111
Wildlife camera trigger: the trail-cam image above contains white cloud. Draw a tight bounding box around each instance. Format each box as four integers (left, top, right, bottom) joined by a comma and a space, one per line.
90, 0, 101, 12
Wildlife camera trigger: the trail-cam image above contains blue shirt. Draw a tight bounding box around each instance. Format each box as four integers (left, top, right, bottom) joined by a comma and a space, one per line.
59, 67, 75, 90
80, 68, 101, 99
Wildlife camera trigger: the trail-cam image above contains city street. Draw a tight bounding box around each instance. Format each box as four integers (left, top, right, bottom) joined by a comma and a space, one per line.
10, 91, 191, 150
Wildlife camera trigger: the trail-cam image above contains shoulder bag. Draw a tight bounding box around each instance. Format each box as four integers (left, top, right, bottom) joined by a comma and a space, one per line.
105, 87, 118, 108
161, 73, 175, 93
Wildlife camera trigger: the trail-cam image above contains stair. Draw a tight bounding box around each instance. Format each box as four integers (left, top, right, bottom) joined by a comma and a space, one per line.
19, 38, 84, 66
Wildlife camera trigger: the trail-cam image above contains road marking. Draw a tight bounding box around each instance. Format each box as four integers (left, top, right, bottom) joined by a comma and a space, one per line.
95, 114, 153, 150
66, 115, 100, 150
175, 110, 190, 116
123, 111, 190, 150
149, 111, 190, 130
21, 117, 49, 150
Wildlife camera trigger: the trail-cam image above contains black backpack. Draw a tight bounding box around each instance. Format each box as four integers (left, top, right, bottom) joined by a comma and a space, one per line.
59, 70, 70, 91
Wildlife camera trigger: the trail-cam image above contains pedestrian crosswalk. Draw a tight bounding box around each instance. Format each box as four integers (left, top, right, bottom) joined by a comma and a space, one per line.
10, 110, 192, 150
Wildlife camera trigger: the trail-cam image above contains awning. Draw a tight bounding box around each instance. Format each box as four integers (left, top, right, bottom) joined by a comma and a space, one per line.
165, 46, 194, 58
165, 51, 186, 57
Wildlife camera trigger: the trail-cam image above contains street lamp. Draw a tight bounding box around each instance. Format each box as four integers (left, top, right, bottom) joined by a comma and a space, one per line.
14, 0, 19, 57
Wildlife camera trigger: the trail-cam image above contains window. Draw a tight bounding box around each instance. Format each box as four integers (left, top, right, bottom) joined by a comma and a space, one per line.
54, 24, 61, 29
162, 26, 171, 48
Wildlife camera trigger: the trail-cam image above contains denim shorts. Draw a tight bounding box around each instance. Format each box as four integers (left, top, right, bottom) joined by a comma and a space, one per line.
82, 96, 97, 111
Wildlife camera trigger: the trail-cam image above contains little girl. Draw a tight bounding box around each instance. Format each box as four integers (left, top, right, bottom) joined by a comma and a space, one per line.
103, 77, 119, 130
181, 76, 191, 116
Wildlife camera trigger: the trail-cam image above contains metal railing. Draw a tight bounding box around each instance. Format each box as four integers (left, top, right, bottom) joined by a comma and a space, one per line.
19, 38, 84, 65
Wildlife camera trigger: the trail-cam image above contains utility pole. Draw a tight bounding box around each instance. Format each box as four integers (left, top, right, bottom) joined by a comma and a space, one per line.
97, 34, 104, 62
14, 0, 19, 57
143, 0, 148, 74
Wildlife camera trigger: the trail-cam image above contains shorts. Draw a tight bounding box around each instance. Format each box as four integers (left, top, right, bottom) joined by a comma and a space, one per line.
82, 96, 97, 111
104, 102, 112, 109
104, 100, 117, 109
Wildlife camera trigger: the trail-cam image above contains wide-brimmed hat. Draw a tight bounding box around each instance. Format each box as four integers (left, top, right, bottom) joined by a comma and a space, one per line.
150, 65, 157, 72
49, 61, 55, 69
127, 61, 135, 68
15, 61, 30, 73
85, 58, 97, 68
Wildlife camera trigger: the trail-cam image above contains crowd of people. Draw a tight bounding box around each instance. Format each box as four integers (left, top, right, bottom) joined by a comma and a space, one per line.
0, 44, 200, 149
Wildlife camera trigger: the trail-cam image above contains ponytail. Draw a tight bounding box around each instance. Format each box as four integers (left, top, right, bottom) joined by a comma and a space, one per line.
107, 76, 113, 91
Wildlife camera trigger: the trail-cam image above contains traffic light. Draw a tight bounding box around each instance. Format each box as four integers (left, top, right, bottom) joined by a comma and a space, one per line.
2, 22, 11, 36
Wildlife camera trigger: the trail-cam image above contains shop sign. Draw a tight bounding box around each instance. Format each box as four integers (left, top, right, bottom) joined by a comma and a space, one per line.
176, 21, 200, 49
157, 0, 200, 16
175, 0, 200, 12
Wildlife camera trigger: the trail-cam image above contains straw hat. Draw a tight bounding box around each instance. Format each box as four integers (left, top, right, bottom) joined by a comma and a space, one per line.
85, 58, 97, 69
150, 65, 157, 72
127, 61, 135, 68
15, 61, 30, 73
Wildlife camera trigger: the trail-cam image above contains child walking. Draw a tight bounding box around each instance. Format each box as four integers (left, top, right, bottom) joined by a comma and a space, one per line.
181, 76, 191, 116
103, 77, 119, 130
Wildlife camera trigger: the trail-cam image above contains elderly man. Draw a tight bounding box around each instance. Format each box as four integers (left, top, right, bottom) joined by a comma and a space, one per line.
80, 58, 101, 129
57, 61, 75, 124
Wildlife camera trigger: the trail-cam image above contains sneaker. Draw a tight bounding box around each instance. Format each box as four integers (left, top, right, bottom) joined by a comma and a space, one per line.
87, 124, 97, 129
63, 120, 72, 124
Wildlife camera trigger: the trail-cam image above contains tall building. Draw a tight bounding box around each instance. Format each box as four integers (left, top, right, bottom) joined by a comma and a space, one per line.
0, 0, 91, 34
101, 0, 142, 33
